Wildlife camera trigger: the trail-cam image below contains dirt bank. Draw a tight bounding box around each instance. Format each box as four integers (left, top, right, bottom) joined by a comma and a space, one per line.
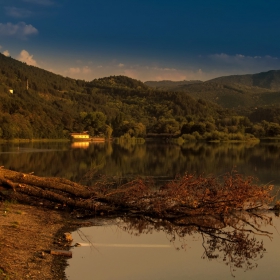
0, 201, 86, 280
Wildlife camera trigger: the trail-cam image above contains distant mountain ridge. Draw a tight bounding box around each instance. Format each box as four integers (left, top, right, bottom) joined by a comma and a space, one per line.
145, 70, 280, 109
145, 70, 280, 91
208, 70, 280, 91
145, 80, 202, 90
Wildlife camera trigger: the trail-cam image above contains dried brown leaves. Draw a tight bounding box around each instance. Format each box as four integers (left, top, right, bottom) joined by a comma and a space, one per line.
98, 171, 274, 217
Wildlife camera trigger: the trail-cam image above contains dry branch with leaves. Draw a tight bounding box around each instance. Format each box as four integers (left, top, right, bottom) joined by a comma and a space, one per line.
0, 168, 275, 218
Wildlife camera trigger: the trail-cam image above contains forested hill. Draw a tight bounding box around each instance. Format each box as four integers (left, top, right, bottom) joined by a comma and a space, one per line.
2, 53, 280, 141
0, 53, 231, 140
90, 76, 149, 91
145, 80, 203, 90
0, 53, 80, 94
208, 70, 280, 90
145, 70, 280, 110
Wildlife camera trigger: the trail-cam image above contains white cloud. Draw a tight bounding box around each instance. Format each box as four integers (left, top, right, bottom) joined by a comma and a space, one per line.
48, 61, 215, 82
66, 66, 92, 77
82, 66, 91, 74
17, 50, 37, 66
22, 0, 54, 6
147, 66, 177, 72
97, 64, 205, 81
43, 51, 280, 83
264, 55, 278, 60
0, 22, 38, 39
68, 67, 81, 74
3, 50, 10, 56
208, 53, 252, 64
209, 53, 279, 64
5, 7, 32, 18
180, 52, 280, 80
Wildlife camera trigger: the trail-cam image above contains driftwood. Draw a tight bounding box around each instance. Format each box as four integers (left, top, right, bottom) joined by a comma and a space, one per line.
0, 168, 110, 214
0, 167, 275, 218
50, 250, 72, 258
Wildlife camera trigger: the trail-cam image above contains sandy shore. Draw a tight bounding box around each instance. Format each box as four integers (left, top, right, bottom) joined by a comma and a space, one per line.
0, 201, 85, 280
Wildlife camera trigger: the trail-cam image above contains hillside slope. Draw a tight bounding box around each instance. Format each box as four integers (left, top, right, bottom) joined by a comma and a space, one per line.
145, 80, 202, 90
209, 70, 280, 91
145, 70, 280, 109
0, 53, 230, 140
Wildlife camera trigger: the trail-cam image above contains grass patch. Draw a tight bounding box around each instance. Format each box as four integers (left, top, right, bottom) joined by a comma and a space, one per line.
10, 221, 20, 228
0, 268, 10, 280
2, 200, 17, 212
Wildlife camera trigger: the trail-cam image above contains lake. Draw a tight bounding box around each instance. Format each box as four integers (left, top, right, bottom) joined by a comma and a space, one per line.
66, 213, 280, 280
1, 141, 280, 186
1, 140, 280, 279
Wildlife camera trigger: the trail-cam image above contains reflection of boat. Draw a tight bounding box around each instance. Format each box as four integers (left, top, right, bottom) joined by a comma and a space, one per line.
71, 142, 90, 149
70, 133, 105, 143
71, 138, 106, 148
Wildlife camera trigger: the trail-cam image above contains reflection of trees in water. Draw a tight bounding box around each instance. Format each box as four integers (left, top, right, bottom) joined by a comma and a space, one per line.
0, 142, 111, 183
2, 141, 280, 187
118, 211, 275, 276
108, 142, 280, 184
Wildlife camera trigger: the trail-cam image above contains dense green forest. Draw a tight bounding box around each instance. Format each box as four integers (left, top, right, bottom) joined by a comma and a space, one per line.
1, 53, 280, 141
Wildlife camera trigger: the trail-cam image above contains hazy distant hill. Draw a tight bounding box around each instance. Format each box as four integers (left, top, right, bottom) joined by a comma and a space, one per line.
173, 82, 280, 109
145, 70, 280, 109
209, 70, 280, 91
145, 80, 202, 90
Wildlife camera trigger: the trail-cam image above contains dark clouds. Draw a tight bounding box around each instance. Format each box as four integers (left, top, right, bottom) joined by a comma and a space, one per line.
1, 0, 280, 81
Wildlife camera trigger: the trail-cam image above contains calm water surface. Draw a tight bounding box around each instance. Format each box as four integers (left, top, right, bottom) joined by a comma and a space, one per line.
66, 213, 280, 280
1, 141, 280, 279
1, 141, 280, 186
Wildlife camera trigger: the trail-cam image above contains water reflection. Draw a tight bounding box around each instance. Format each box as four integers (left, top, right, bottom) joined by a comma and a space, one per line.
1, 141, 280, 187
120, 212, 273, 275
71, 142, 90, 149
1, 141, 280, 278
67, 211, 280, 279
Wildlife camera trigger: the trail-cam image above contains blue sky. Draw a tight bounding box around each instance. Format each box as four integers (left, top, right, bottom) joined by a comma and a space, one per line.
1, 0, 280, 81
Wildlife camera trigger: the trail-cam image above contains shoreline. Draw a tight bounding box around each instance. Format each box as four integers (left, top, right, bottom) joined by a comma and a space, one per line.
0, 201, 88, 280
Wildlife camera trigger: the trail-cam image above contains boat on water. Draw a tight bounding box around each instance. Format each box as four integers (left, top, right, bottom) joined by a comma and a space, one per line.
70, 132, 105, 142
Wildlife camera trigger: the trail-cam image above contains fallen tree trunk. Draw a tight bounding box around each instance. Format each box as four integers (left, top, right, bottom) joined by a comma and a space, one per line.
0, 168, 112, 214
0, 167, 275, 218
0, 168, 93, 198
